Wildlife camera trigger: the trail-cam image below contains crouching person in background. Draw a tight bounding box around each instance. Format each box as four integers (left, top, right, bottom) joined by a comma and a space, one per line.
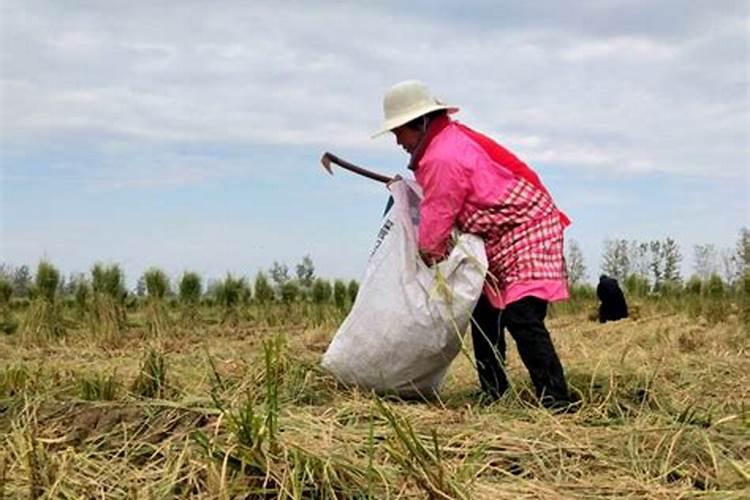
597, 274, 629, 323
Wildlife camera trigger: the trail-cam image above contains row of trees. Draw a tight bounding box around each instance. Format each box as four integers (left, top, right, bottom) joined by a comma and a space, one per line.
566, 227, 748, 294
4, 228, 748, 305
0, 257, 363, 342
0, 255, 359, 307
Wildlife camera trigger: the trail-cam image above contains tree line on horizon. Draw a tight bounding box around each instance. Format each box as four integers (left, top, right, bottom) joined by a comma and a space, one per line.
0, 255, 359, 309
2, 227, 748, 305
1, 230, 747, 341
564, 227, 748, 297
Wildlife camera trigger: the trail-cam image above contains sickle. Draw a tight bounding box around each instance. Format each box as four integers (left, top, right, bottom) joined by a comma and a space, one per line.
320, 152, 393, 184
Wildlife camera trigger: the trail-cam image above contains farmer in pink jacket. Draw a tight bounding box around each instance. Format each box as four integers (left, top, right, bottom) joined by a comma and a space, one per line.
374, 80, 573, 409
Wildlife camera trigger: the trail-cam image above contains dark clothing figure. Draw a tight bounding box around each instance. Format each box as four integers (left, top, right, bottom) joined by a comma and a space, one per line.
470, 294, 571, 408
597, 275, 629, 323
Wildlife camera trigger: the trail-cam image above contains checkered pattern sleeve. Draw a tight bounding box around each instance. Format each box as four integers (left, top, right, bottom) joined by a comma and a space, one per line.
457, 178, 567, 290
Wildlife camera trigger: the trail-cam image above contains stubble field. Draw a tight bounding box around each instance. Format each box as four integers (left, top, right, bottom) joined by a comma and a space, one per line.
1, 304, 748, 499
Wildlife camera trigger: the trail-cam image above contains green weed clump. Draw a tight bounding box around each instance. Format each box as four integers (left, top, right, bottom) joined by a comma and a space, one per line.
703, 274, 728, 323
376, 398, 468, 499
550, 284, 597, 317
253, 272, 275, 305
1, 365, 32, 398
19, 261, 65, 344
311, 278, 332, 305
280, 281, 300, 305
347, 279, 359, 304
741, 272, 750, 328
143, 268, 172, 337
144, 267, 170, 300
0, 277, 14, 305
77, 372, 120, 401
333, 279, 348, 309
214, 274, 250, 326
679, 274, 736, 325
0, 277, 17, 334
89, 263, 127, 345
131, 349, 168, 399
178, 271, 202, 324
193, 335, 370, 497
71, 277, 90, 321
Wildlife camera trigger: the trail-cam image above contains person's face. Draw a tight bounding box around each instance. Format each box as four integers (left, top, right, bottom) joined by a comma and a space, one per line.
392, 125, 422, 155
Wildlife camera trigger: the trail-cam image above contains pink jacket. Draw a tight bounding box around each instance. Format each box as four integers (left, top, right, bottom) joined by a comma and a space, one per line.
412, 117, 569, 309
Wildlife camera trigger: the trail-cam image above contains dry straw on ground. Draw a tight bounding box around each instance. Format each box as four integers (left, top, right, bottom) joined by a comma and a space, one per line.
0, 307, 748, 498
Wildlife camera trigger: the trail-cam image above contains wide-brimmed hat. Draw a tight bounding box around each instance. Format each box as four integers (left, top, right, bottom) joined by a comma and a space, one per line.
372, 80, 458, 138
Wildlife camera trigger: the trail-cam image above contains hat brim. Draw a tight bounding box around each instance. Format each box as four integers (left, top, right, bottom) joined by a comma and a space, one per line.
371, 104, 459, 138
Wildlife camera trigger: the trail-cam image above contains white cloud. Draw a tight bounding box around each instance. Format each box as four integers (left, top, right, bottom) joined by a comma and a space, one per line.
0, 0, 747, 183
1, 0, 746, 283
560, 35, 678, 62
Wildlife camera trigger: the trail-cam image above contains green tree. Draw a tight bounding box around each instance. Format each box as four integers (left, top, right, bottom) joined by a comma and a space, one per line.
648, 240, 663, 290
662, 237, 682, 285
736, 227, 750, 279
311, 278, 332, 305
269, 261, 290, 298
720, 248, 741, 287
565, 239, 587, 286
13, 265, 32, 298
254, 272, 275, 304
0, 277, 12, 305
295, 255, 315, 290
136, 276, 147, 297
0, 264, 12, 282
347, 280, 359, 305
693, 244, 718, 281
281, 281, 300, 304
601, 239, 630, 282
333, 280, 348, 308
628, 241, 650, 281
62, 272, 84, 296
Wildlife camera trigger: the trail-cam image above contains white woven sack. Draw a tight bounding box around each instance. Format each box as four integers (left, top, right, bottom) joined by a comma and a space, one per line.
322, 180, 487, 397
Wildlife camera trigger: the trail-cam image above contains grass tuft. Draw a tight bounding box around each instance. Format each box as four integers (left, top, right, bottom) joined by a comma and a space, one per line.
76, 371, 120, 401
131, 349, 168, 398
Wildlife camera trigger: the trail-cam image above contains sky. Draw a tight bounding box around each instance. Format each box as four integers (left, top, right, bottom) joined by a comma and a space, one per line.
1, 0, 748, 287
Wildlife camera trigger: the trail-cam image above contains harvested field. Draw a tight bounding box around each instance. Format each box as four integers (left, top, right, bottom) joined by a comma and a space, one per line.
1, 307, 748, 499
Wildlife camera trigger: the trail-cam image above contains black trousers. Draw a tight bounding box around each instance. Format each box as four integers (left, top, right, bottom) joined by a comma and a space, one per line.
471, 294, 570, 405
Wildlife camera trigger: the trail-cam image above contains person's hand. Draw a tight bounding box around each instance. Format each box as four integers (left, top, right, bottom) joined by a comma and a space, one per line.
419, 250, 444, 266
386, 174, 402, 188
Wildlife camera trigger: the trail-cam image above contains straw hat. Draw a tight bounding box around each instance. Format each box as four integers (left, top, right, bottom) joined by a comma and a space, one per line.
372, 80, 458, 138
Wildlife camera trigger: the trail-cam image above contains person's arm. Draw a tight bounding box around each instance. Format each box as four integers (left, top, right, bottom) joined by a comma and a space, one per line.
417, 159, 469, 262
